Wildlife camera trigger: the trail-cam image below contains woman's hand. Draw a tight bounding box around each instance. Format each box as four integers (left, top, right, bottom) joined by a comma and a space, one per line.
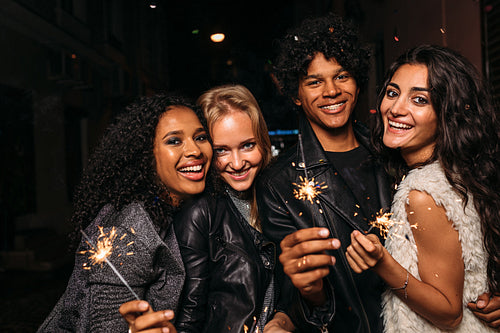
345, 230, 385, 273
119, 300, 177, 333
263, 312, 295, 333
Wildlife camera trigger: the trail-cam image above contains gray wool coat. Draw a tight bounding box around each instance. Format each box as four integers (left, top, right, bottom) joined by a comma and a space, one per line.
37, 202, 185, 332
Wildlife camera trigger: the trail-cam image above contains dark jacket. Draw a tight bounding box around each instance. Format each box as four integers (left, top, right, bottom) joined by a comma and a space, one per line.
256, 114, 392, 333
173, 192, 276, 333
37, 202, 185, 332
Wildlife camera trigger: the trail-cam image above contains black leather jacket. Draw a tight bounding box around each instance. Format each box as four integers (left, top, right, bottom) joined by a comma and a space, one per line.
256, 115, 392, 333
173, 192, 276, 333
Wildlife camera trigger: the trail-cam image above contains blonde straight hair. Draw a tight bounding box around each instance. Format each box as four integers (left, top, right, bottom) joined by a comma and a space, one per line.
198, 84, 272, 230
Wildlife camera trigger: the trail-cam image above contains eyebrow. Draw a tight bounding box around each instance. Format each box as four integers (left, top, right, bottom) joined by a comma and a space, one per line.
303, 67, 347, 80
387, 82, 430, 93
162, 130, 182, 140
161, 127, 205, 140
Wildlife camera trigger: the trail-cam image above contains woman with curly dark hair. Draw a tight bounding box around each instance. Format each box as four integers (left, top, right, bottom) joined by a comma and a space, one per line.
346, 45, 500, 332
37, 94, 213, 333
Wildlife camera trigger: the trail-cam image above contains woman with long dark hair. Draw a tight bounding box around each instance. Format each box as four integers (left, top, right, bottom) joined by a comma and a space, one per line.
346, 45, 499, 332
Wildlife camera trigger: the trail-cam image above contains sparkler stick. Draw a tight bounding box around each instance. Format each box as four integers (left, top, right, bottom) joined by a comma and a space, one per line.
80, 229, 140, 301
293, 133, 329, 227
298, 133, 308, 176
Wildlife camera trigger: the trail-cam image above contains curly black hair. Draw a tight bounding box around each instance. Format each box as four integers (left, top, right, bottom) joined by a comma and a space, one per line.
68, 93, 212, 247
372, 45, 500, 293
272, 13, 371, 101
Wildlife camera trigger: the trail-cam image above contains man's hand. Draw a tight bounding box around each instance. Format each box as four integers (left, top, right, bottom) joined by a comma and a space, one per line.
467, 293, 500, 329
119, 300, 177, 333
279, 227, 340, 306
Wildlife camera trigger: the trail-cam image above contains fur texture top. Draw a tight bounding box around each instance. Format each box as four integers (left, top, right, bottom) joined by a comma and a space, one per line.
382, 161, 494, 332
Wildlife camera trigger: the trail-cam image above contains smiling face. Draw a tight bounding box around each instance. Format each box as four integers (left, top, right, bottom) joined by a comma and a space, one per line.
295, 53, 359, 141
153, 106, 212, 205
211, 109, 263, 193
380, 64, 438, 166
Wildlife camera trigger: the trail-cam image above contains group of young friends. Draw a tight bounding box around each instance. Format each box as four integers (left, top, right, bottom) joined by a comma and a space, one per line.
37, 13, 500, 333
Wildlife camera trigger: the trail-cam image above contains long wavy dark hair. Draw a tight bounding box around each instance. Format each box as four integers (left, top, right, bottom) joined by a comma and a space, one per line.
372, 44, 500, 293
69, 93, 212, 247
272, 12, 371, 101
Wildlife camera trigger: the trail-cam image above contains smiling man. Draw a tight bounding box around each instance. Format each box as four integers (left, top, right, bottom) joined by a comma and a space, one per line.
257, 14, 392, 332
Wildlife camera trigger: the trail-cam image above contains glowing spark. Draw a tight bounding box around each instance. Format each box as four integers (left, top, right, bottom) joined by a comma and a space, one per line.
293, 176, 328, 204
368, 209, 418, 239
86, 226, 118, 266
80, 228, 140, 300
368, 209, 398, 239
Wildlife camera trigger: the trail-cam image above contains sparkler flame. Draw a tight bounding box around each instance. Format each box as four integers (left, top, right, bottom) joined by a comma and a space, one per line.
293, 176, 328, 204
80, 227, 140, 300
87, 226, 117, 266
368, 208, 417, 239
368, 209, 398, 239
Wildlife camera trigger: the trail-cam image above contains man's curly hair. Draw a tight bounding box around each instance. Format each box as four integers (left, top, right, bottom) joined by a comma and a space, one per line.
69, 94, 211, 247
273, 13, 371, 101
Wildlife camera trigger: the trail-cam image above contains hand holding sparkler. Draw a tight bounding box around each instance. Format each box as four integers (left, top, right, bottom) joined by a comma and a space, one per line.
279, 227, 341, 307
345, 230, 386, 274
119, 300, 176, 333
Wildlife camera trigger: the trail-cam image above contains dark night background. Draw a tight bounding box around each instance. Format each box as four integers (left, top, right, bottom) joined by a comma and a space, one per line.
0, 0, 499, 331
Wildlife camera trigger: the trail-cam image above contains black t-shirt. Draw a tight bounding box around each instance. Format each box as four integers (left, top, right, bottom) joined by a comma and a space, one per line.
325, 145, 381, 221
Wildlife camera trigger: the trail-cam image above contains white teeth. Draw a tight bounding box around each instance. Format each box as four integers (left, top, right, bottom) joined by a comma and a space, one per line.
320, 102, 345, 110
388, 120, 412, 129
179, 165, 202, 172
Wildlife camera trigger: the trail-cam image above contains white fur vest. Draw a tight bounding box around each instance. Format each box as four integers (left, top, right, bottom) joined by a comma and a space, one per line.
382, 161, 494, 332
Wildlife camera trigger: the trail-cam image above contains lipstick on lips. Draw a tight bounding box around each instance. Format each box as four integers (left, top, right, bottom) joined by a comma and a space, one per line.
387, 119, 413, 132
178, 160, 207, 181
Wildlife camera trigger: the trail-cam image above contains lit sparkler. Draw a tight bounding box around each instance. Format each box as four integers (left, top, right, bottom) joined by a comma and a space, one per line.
293, 176, 327, 204
293, 133, 328, 204
367, 209, 417, 239
80, 227, 140, 300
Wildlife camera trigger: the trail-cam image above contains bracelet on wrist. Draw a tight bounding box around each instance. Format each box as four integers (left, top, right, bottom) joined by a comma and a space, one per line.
390, 270, 409, 299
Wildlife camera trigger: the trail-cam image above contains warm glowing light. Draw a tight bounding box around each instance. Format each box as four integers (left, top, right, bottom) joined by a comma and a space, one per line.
210, 33, 225, 43
85, 226, 118, 266
80, 226, 135, 268
293, 176, 328, 204
80, 227, 140, 300
368, 209, 417, 239
369, 209, 397, 239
